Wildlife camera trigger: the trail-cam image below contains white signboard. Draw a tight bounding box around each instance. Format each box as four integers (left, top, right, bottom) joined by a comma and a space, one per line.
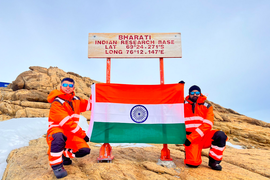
88, 33, 182, 58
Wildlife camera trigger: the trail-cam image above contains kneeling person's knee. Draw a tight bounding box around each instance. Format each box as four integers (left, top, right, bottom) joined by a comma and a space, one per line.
75, 148, 91, 157
212, 131, 227, 147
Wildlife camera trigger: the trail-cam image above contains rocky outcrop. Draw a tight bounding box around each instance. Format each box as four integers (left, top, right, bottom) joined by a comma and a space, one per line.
0, 66, 99, 121
207, 101, 270, 150
2, 138, 270, 180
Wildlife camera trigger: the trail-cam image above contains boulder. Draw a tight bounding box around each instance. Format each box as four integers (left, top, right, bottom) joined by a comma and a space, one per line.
20, 101, 50, 109
25, 108, 50, 118
0, 114, 12, 121
0, 66, 99, 120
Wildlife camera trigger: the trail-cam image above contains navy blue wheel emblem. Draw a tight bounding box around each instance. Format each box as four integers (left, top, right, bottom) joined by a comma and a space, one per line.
130, 105, 149, 123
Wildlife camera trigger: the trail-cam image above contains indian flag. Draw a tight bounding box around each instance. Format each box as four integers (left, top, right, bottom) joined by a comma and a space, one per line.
87, 83, 186, 144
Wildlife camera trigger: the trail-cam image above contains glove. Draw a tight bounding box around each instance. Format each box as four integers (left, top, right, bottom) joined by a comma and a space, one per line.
84, 135, 90, 142
184, 139, 191, 146
178, 80, 185, 84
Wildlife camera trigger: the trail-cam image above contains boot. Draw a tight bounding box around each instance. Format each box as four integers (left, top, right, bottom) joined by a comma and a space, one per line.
52, 163, 68, 179
62, 155, 72, 165
208, 157, 222, 171
186, 164, 199, 168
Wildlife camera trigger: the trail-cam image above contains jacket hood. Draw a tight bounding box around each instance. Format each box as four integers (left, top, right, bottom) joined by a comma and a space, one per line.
185, 94, 207, 104
47, 89, 75, 103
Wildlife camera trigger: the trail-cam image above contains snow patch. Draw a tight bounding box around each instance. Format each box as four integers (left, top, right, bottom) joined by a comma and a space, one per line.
227, 142, 243, 149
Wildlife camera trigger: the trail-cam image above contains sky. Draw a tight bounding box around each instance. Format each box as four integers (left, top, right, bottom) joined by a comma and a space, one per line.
0, 117, 241, 179
0, 1, 270, 123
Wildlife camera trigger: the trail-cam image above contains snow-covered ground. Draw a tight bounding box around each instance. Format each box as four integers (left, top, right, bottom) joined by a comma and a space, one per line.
0, 117, 243, 179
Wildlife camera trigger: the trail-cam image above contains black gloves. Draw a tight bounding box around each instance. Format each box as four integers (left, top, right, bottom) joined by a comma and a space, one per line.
184, 139, 191, 146
84, 135, 90, 142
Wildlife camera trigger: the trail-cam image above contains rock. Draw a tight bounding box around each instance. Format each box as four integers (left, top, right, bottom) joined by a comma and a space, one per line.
0, 114, 12, 121
3, 138, 270, 180
0, 102, 16, 116
213, 111, 223, 121
0, 66, 100, 121
11, 89, 48, 102
20, 101, 50, 109
29, 66, 48, 74
25, 108, 50, 118
81, 111, 91, 121
15, 109, 27, 118
233, 137, 240, 142
0, 88, 14, 101
156, 159, 177, 169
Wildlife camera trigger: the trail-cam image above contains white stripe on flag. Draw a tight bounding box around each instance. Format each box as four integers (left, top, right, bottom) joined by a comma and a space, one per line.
92, 102, 184, 124
87, 84, 96, 139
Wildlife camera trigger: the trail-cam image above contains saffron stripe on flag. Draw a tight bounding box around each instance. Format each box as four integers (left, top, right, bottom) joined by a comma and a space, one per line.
90, 122, 186, 144
96, 83, 184, 104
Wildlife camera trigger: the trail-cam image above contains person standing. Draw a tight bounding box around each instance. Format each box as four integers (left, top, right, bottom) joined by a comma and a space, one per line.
46, 77, 92, 178
184, 85, 227, 170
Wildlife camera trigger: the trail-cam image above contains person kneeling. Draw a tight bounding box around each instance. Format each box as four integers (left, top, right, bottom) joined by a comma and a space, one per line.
46, 77, 92, 178
184, 85, 227, 171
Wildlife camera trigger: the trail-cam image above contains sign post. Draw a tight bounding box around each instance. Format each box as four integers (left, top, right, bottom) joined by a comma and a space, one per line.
88, 33, 182, 162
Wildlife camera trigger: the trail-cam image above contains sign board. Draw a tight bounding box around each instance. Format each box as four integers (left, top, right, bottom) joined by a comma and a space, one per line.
88, 33, 182, 58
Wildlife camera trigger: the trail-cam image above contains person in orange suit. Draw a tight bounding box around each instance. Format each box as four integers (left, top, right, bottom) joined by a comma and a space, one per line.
46, 77, 92, 178
184, 85, 227, 170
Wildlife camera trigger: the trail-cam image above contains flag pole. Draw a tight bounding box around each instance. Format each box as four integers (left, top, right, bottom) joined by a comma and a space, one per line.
159, 57, 172, 161
97, 57, 114, 163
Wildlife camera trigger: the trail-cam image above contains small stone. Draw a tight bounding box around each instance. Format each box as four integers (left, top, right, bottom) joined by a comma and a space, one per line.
157, 159, 176, 169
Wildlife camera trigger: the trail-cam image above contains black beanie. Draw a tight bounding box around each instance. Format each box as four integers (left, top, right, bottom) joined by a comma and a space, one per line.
189, 85, 201, 94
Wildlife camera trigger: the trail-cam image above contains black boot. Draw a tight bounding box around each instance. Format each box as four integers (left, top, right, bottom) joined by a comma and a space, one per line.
186, 164, 199, 168
52, 163, 68, 179
208, 157, 222, 171
62, 155, 72, 165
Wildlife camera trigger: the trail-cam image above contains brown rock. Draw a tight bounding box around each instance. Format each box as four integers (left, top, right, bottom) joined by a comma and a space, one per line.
0, 102, 16, 116
25, 108, 49, 118
0, 88, 14, 101
81, 111, 91, 121
21, 101, 50, 109
15, 109, 27, 118
0, 66, 100, 121
29, 66, 48, 74
3, 138, 270, 180
0, 114, 12, 121
11, 89, 48, 102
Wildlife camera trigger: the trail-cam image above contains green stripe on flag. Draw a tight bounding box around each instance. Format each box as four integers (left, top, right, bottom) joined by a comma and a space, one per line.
90, 122, 186, 144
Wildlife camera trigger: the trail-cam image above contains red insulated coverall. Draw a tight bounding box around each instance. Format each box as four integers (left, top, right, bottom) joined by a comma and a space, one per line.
46, 89, 92, 167
184, 95, 226, 166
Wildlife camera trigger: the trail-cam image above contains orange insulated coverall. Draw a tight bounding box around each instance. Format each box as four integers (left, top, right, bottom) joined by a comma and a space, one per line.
184, 95, 227, 166
46, 89, 92, 167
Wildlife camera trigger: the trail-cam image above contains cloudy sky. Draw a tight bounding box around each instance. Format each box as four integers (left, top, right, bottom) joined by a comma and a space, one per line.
1, 0, 270, 123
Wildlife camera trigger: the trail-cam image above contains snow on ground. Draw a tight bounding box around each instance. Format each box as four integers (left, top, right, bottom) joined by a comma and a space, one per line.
226, 142, 243, 149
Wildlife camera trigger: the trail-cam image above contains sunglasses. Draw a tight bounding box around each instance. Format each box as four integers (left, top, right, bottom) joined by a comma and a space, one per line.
190, 91, 200, 95
62, 83, 74, 88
